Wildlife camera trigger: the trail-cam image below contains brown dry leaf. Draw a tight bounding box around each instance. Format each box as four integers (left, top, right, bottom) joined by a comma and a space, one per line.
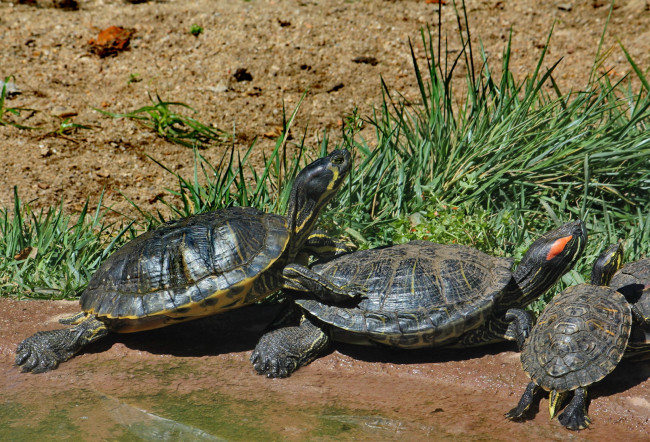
263, 126, 284, 139
14, 247, 38, 261
88, 26, 134, 58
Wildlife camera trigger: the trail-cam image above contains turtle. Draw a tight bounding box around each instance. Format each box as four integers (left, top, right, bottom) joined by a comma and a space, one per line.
505, 243, 630, 431
15, 149, 357, 374
250, 220, 587, 378
608, 258, 650, 358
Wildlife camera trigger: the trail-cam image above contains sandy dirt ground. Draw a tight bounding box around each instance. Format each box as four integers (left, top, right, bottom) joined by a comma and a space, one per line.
1, 0, 649, 440
2, 298, 650, 440
1, 0, 649, 217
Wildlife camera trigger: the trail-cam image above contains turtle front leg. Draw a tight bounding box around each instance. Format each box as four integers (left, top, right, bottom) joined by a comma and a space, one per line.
251, 313, 330, 378
557, 388, 591, 430
282, 263, 365, 303
505, 381, 543, 420
15, 315, 109, 374
302, 230, 356, 260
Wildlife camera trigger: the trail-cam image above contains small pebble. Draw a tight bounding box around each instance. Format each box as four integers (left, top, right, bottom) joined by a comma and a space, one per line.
0, 81, 20, 97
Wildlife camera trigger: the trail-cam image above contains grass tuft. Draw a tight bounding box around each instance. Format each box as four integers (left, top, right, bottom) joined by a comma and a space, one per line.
0, 76, 39, 130
0, 189, 133, 298
94, 92, 230, 148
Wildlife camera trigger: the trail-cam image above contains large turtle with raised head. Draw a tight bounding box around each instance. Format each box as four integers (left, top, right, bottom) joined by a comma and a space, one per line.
609, 258, 650, 358
16, 149, 356, 373
250, 220, 586, 378
505, 243, 630, 431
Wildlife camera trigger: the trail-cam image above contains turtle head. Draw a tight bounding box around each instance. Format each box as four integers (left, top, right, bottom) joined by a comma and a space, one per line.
286, 149, 352, 251
513, 220, 587, 307
590, 243, 624, 286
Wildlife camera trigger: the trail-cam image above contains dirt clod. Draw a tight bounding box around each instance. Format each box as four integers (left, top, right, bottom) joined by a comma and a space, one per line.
88, 26, 134, 58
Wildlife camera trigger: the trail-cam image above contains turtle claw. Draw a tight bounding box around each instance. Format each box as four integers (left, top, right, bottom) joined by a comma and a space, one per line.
15, 317, 108, 374
558, 409, 591, 431
15, 331, 70, 374
505, 382, 540, 422
504, 407, 525, 421
250, 336, 297, 379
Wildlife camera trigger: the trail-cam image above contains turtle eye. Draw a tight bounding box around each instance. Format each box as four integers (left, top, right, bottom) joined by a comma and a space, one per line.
331, 156, 344, 165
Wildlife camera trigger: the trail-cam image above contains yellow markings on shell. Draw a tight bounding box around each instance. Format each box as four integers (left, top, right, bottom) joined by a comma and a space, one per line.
180, 233, 194, 283
458, 261, 471, 290
411, 259, 417, 295
228, 222, 246, 264
587, 319, 615, 336
97, 279, 256, 324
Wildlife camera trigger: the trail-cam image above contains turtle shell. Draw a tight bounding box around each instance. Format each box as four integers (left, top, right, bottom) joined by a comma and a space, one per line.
295, 241, 515, 348
609, 258, 650, 354
81, 207, 289, 332
609, 258, 650, 322
521, 284, 632, 392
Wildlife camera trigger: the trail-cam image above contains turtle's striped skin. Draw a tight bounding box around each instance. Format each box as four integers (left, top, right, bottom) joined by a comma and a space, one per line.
609, 258, 650, 358
16, 149, 353, 374
506, 244, 629, 431
251, 220, 586, 378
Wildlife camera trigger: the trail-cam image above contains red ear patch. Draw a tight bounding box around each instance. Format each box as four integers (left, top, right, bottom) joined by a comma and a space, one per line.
546, 235, 573, 261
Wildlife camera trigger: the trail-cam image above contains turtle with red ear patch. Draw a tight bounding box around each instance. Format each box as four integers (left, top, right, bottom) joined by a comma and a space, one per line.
505, 243, 630, 431
250, 220, 587, 378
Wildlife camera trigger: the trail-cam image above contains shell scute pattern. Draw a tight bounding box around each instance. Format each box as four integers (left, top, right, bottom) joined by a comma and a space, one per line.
82, 207, 289, 320
610, 259, 650, 318
609, 259, 650, 355
610, 259, 650, 293
298, 242, 514, 347
523, 284, 631, 391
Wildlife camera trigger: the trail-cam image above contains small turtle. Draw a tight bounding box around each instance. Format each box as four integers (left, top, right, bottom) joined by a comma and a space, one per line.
16, 149, 357, 373
250, 220, 586, 378
505, 243, 630, 431
609, 258, 650, 358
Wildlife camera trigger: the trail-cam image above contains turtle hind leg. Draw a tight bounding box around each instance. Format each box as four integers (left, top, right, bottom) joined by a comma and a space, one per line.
251, 313, 329, 378
557, 387, 591, 430
15, 315, 109, 374
505, 382, 543, 420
